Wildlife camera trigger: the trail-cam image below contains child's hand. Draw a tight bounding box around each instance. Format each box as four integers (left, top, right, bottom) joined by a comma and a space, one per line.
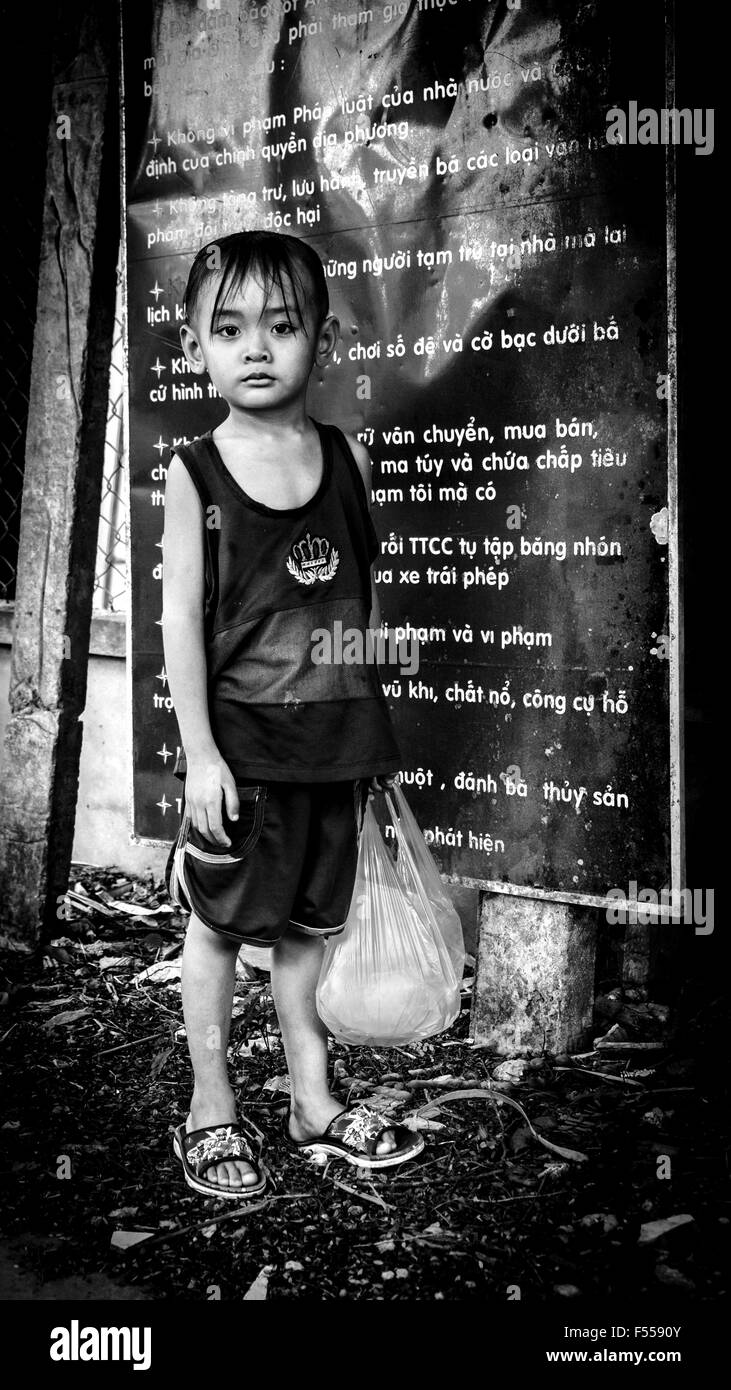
184, 757, 240, 846
368, 775, 398, 798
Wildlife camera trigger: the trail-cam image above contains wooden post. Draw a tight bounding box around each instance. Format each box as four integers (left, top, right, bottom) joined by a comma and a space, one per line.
0, 1, 119, 948
471, 892, 597, 1055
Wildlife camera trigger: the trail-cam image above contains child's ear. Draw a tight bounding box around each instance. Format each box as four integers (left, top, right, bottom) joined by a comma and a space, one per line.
315, 313, 340, 367
179, 322, 207, 374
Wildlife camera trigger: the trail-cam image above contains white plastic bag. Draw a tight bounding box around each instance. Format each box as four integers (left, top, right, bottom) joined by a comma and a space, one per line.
386, 782, 465, 984
315, 788, 464, 1046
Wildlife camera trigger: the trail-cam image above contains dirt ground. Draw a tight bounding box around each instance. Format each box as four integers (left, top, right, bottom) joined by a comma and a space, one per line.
0, 863, 728, 1304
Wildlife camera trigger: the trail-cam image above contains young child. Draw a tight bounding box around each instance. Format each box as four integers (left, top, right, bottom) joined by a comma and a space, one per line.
162, 231, 424, 1198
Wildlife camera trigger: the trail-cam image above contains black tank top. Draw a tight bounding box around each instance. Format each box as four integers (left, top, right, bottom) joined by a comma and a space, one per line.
169, 419, 401, 782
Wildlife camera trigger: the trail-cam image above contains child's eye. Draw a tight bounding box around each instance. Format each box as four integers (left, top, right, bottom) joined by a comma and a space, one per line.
214, 324, 239, 338
272, 322, 296, 336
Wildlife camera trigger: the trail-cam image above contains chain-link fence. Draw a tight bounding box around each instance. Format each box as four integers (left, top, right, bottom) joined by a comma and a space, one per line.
0, 239, 129, 615
0, 184, 44, 603
93, 257, 129, 613
1, 0, 127, 618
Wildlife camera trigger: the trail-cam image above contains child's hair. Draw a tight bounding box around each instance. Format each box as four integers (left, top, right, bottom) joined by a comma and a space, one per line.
182, 230, 329, 335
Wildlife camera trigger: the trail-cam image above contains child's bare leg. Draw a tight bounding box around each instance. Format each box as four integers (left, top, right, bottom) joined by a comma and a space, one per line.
271, 929, 397, 1154
181, 911, 260, 1189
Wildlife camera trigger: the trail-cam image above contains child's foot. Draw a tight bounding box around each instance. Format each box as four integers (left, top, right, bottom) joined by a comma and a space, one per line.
288, 1097, 399, 1156
188, 1099, 262, 1191
285, 1100, 424, 1169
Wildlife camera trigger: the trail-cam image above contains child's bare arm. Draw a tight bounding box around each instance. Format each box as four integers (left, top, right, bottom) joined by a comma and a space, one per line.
162, 456, 239, 846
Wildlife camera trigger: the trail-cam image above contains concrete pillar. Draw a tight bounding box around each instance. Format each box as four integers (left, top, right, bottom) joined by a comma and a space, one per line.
621, 921, 656, 996
471, 892, 597, 1055
0, 1, 119, 947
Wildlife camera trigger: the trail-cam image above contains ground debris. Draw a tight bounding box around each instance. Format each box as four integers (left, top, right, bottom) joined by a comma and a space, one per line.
638, 1214, 695, 1246
243, 1265, 273, 1300
111, 1231, 155, 1250
0, 863, 726, 1302
41, 1008, 92, 1031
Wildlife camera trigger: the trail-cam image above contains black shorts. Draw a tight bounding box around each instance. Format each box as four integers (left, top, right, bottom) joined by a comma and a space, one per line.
164, 780, 368, 947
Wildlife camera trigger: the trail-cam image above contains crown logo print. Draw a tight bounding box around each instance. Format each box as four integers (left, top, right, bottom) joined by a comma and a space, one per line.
292, 533, 329, 567
286, 531, 339, 586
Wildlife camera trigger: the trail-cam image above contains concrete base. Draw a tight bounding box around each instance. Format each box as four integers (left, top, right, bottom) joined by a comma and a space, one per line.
471, 892, 597, 1055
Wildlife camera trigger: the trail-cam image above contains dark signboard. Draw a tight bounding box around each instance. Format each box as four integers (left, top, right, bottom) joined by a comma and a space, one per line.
123, 0, 678, 900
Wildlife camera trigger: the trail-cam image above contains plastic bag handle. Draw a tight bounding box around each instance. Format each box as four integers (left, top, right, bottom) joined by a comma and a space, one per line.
384, 784, 421, 881
383, 785, 460, 987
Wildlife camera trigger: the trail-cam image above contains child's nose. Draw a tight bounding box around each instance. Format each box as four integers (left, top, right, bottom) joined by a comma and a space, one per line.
243, 333, 270, 360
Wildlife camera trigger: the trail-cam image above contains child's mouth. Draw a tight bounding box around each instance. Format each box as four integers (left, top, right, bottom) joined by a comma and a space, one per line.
243, 373, 274, 383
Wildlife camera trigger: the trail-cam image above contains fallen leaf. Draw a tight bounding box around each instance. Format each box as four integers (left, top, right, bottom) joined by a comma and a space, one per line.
150, 1046, 173, 1079
131, 961, 181, 986
538, 1161, 570, 1180
237, 944, 272, 975
580, 1213, 619, 1234
401, 1115, 445, 1132
492, 1058, 542, 1084
23, 997, 77, 1011
593, 1023, 629, 1048
110, 1230, 155, 1250
416, 1087, 588, 1163
405, 1074, 460, 1089
510, 1124, 531, 1153
243, 1265, 273, 1300
638, 1214, 695, 1246
42, 1008, 92, 1031
655, 1264, 695, 1291
262, 1075, 291, 1095
65, 889, 118, 917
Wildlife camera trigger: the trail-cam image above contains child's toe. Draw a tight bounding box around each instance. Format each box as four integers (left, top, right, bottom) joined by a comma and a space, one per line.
206, 1162, 229, 1186
206, 1159, 259, 1188
375, 1127, 398, 1154
238, 1162, 260, 1185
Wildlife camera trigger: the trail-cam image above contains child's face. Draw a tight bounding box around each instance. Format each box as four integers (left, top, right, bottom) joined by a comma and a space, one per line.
180, 269, 338, 414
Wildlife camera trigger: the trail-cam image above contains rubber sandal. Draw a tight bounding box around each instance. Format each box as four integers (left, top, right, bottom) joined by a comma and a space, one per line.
283, 1102, 424, 1170
172, 1117, 268, 1199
